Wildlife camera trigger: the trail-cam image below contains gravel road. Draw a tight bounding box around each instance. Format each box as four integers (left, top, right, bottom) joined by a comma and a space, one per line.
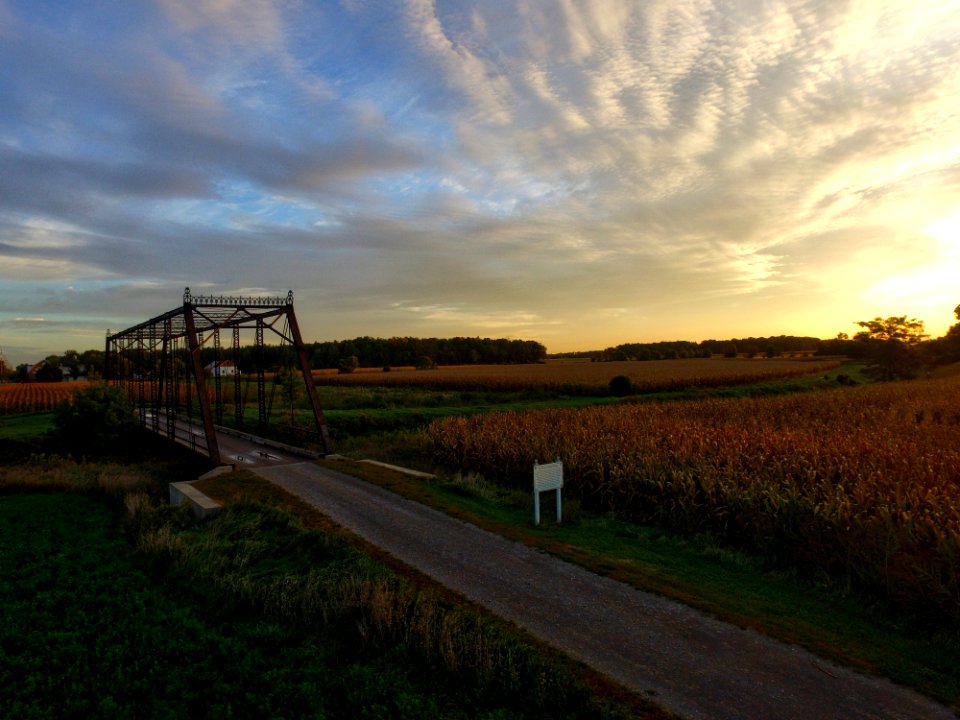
253, 461, 954, 720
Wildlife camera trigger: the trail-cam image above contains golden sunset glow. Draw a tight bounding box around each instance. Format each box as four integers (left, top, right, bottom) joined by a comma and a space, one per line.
926, 213, 960, 255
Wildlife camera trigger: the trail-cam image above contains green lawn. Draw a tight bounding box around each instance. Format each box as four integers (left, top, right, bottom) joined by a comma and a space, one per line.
0, 489, 652, 720
0, 412, 54, 441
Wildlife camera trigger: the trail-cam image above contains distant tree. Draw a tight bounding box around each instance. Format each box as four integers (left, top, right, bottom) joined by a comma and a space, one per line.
338, 355, 359, 374
35, 356, 63, 383
415, 355, 437, 370
854, 315, 927, 380
79, 348, 105, 376
61, 349, 80, 378
926, 303, 960, 365
54, 382, 139, 458
945, 304, 960, 353
608, 375, 633, 397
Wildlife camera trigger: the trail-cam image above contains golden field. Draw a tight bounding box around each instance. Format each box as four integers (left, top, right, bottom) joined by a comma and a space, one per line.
0, 382, 80, 413
313, 357, 839, 394
426, 374, 960, 623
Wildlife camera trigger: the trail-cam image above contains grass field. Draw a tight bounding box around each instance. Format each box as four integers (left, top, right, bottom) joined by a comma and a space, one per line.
0, 411, 55, 440
0, 453, 652, 719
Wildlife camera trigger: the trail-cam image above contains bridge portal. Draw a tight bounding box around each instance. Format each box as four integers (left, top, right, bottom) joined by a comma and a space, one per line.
105, 288, 333, 465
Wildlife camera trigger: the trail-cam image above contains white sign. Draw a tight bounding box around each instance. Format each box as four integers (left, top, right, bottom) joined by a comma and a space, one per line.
533, 458, 563, 525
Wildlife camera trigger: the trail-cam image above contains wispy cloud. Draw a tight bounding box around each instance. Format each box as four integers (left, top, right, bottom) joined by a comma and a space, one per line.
0, 0, 958, 363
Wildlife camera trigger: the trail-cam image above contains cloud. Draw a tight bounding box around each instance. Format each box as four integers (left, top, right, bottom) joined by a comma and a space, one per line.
1, 0, 959, 363
158, 0, 285, 48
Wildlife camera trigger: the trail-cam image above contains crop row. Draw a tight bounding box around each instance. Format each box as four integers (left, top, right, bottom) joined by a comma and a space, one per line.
313, 358, 838, 394
426, 376, 960, 624
0, 383, 78, 414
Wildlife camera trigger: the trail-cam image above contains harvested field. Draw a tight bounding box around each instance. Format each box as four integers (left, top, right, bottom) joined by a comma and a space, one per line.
312, 358, 839, 394
0, 382, 79, 414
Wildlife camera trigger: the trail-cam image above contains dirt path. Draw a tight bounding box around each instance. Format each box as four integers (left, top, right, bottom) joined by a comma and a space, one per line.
253, 461, 953, 720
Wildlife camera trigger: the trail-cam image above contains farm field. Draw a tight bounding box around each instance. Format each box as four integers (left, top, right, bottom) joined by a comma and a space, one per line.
0, 381, 80, 413
3, 366, 959, 709
312, 357, 840, 394
86, 357, 846, 447
426, 373, 960, 627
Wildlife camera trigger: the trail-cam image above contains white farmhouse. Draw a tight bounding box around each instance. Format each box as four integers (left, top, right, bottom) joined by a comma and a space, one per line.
204, 360, 239, 377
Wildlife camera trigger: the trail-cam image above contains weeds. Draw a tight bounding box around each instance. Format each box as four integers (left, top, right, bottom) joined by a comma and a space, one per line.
0, 453, 652, 719
129, 499, 639, 718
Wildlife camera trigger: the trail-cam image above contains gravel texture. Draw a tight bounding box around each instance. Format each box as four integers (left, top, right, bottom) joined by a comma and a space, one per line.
253, 461, 954, 720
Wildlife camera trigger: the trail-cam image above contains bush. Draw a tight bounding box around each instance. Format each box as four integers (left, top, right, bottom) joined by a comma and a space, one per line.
53, 382, 139, 459
338, 356, 359, 374
415, 356, 437, 371
608, 375, 633, 397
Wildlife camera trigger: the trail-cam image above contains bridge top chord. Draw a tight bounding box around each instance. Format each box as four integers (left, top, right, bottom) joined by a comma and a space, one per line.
108, 289, 296, 342
183, 287, 293, 307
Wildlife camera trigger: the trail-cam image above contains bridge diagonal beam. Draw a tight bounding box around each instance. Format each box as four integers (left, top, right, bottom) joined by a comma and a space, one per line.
183, 303, 221, 465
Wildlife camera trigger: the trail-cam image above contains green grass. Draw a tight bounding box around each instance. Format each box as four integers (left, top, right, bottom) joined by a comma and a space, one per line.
0, 411, 55, 440
318, 458, 960, 710
0, 493, 351, 720
0, 474, 657, 720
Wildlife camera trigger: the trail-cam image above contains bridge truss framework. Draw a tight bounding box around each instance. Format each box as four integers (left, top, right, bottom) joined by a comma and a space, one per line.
105, 288, 333, 465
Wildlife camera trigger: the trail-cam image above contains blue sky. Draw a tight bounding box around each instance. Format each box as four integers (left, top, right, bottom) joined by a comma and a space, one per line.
1, 0, 959, 364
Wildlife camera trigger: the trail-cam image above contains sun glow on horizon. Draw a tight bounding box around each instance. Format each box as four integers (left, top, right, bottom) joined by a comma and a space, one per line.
858, 213, 960, 335
925, 212, 960, 254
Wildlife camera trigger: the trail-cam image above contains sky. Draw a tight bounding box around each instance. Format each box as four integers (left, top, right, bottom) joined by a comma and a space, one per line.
1, 0, 959, 365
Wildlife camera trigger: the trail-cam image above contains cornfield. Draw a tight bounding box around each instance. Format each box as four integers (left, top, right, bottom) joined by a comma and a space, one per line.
426, 376, 960, 624
314, 358, 839, 394
0, 383, 78, 414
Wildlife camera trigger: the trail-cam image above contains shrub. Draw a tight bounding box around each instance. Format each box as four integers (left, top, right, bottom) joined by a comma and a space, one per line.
338, 356, 359, 374
608, 375, 633, 397
53, 382, 139, 458
416, 356, 437, 371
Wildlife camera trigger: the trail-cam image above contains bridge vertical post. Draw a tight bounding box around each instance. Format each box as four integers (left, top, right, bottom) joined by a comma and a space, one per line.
135, 330, 146, 426
232, 326, 243, 428
104, 334, 112, 384
255, 319, 267, 431
213, 328, 223, 425
183, 302, 222, 465
284, 303, 334, 455
148, 324, 159, 432
162, 320, 175, 439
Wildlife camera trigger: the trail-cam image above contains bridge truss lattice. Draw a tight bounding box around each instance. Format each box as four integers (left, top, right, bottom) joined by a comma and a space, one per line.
105, 288, 333, 464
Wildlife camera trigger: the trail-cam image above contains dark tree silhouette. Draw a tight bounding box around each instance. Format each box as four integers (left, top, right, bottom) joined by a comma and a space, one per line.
853, 315, 927, 380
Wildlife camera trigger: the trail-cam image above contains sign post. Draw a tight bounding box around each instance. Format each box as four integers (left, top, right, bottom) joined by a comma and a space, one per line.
533, 458, 563, 526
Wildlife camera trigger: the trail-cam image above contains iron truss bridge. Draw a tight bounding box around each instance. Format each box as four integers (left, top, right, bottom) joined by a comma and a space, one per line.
105, 288, 333, 465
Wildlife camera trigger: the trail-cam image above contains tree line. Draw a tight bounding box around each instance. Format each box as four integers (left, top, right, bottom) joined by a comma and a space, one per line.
307, 336, 547, 369
12, 337, 547, 382
555, 335, 823, 362
13, 303, 960, 383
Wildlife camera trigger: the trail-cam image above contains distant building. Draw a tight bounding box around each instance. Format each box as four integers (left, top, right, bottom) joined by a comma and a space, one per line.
204, 360, 239, 377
